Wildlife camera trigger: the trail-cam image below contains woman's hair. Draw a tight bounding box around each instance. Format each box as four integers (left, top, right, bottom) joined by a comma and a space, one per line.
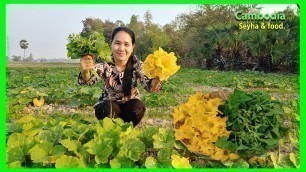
111, 27, 135, 45
111, 27, 136, 96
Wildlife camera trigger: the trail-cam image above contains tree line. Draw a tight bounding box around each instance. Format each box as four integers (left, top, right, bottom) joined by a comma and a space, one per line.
80, 5, 300, 73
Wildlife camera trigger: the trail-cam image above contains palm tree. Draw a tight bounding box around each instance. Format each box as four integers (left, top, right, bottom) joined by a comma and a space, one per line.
19, 39, 29, 59
240, 30, 269, 72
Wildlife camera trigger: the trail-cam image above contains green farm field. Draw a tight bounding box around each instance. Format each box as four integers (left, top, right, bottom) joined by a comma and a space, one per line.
6, 62, 300, 168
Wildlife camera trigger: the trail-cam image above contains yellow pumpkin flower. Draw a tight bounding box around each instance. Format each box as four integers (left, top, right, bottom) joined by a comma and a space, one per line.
172, 92, 238, 162
229, 153, 240, 160
210, 148, 230, 162
171, 155, 192, 169
143, 47, 180, 81
172, 108, 185, 124
33, 97, 44, 107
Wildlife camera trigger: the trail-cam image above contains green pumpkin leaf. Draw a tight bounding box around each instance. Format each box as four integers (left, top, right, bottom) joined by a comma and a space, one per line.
7, 161, 22, 168
55, 155, 85, 168
152, 128, 175, 149
215, 136, 228, 149
157, 148, 173, 168
84, 139, 113, 164
59, 139, 81, 152
29, 142, 53, 163
139, 126, 159, 148
7, 133, 36, 163
145, 156, 158, 168
15, 115, 36, 123
36, 125, 64, 145
120, 138, 145, 161
289, 153, 299, 168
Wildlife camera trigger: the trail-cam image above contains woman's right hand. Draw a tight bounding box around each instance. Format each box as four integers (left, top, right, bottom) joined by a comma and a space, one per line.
80, 55, 94, 72
80, 55, 94, 81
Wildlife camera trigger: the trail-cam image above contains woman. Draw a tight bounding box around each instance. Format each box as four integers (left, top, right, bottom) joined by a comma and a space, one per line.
78, 27, 162, 126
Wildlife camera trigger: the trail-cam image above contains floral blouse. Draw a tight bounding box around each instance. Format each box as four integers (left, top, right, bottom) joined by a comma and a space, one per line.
78, 55, 162, 107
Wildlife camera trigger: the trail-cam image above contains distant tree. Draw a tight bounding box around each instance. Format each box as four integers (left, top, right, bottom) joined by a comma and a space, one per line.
39, 58, 47, 62
115, 20, 125, 27
127, 15, 145, 36
127, 15, 146, 59
11, 55, 22, 62
144, 10, 153, 30
29, 53, 34, 61
24, 53, 34, 62
81, 17, 104, 37
162, 22, 186, 64
147, 24, 170, 51
19, 39, 28, 59
101, 19, 117, 44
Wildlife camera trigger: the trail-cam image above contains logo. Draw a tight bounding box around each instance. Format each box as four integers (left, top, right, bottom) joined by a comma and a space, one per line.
235, 11, 285, 21
235, 11, 286, 30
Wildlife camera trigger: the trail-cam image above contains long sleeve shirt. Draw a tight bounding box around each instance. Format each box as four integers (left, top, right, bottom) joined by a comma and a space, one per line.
78, 55, 162, 107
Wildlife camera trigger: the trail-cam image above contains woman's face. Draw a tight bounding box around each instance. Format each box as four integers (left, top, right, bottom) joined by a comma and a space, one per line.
111, 31, 134, 64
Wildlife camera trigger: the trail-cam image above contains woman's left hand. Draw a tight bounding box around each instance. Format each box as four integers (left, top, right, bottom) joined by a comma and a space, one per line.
151, 77, 161, 92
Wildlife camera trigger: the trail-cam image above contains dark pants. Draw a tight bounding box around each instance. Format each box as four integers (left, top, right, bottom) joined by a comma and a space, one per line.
94, 99, 146, 126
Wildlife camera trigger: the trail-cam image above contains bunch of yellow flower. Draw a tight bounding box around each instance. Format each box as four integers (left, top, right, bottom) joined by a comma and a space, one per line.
172, 92, 239, 162
142, 47, 180, 81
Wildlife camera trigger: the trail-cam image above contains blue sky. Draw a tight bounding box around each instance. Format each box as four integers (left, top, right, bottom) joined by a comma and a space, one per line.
6, 4, 297, 59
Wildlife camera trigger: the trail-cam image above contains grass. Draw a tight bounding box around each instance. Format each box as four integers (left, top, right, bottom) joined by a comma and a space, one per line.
5, 63, 299, 125
5, 63, 300, 168
6, 64, 299, 120
7, 62, 79, 68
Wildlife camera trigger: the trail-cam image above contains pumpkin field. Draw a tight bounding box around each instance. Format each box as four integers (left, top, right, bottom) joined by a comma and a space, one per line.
6, 63, 299, 169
